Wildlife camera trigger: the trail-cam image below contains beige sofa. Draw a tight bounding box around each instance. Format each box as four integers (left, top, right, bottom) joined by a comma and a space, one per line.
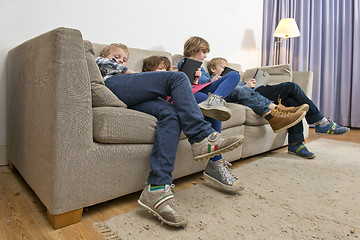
6, 27, 312, 229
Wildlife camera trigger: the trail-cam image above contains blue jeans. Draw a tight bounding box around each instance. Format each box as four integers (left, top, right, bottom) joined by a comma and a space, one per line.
255, 82, 324, 144
194, 71, 240, 161
105, 71, 214, 185
225, 84, 273, 116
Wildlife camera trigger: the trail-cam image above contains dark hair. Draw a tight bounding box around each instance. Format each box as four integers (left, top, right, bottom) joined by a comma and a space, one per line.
142, 56, 171, 72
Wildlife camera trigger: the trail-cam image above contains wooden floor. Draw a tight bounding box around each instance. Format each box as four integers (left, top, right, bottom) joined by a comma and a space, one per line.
1, 128, 359, 240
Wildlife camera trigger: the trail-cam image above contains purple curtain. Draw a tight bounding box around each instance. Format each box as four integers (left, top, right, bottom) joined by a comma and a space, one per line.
262, 0, 360, 127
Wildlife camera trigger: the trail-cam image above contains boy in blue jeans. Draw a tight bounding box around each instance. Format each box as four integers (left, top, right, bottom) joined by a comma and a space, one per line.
96, 44, 245, 227
207, 57, 350, 159
143, 54, 242, 191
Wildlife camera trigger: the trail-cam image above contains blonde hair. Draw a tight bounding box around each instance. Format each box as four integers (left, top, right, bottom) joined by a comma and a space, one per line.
183, 36, 210, 57
100, 43, 129, 58
207, 57, 228, 75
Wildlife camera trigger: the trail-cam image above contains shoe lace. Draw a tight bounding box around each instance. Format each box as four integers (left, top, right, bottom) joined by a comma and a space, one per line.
219, 160, 236, 181
164, 184, 175, 192
207, 93, 226, 106
277, 98, 297, 111
272, 108, 290, 117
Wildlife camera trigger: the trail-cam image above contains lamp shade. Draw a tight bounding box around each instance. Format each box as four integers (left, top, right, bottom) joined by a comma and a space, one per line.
273, 18, 301, 39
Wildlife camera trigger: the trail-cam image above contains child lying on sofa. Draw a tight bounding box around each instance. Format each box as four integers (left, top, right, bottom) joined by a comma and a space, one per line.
207, 57, 350, 159
95, 43, 245, 228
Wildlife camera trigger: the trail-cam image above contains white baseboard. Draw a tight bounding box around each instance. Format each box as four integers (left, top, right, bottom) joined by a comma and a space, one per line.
0, 145, 7, 166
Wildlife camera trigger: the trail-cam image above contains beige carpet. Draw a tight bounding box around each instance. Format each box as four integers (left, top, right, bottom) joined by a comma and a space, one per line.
94, 138, 360, 240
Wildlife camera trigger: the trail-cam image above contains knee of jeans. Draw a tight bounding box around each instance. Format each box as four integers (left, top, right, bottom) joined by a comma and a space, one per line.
158, 107, 180, 122
227, 71, 241, 81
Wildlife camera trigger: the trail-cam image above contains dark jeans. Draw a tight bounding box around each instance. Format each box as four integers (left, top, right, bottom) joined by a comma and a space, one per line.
105, 71, 214, 185
255, 82, 324, 144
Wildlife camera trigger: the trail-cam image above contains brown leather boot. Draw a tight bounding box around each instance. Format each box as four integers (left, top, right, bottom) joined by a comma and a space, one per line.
265, 108, 306, 133
276, 99, 309, 113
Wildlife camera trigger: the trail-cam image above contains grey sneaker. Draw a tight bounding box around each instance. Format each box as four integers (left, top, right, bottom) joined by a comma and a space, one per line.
198, 93, 232, 121
138, 184, 188, 227
192, 132, 245, 162
203, 159, 242, 190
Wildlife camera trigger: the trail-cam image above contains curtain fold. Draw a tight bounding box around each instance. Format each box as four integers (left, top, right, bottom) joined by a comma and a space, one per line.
262, 0, 360, 127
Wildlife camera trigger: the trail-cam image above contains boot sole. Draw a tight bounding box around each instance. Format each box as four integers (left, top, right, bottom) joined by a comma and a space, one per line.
273, 111, 307, 133
194, 137, 245, 162
137, 200, 188, 227
203, 171, 244, 191
199, 104, 232, 121
297, 104, 309, 113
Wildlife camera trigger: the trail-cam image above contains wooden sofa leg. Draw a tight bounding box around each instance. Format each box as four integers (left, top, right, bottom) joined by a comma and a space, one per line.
47, 208, 83, 229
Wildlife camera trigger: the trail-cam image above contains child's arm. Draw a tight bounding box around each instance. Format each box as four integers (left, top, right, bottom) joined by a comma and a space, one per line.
210, 75, 221, 82
96, 57, 128, 72
123, 69, 137, 74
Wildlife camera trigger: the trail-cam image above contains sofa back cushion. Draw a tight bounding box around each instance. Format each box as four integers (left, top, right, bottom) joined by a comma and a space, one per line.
84, 40, 127, 108
172, 54, 243, 74
242, 64, 293, 85
92, 43, 173, 73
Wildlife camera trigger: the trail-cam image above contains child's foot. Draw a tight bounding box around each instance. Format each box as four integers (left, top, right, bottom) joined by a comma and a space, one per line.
138, 184, 188, 227
203, 159, 243, 190
198, 93, 232, 121
315, 120, 350, 135
288, 143, 316, 159
191, 132, 245, 162
266, 108, 306, 133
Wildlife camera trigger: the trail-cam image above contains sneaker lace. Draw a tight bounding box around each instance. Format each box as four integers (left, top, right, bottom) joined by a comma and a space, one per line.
219, 160, 236, 181
207, 93, 226, 106
164, 184, 175, 192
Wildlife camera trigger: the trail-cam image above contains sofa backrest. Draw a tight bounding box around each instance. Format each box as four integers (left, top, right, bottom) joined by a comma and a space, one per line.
92, 43, 173, 73
242, 64, 293, 85
172, 54, 243, 75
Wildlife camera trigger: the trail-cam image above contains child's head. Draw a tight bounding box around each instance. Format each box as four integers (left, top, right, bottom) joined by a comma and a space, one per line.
142, 56, 171, 72
207, 57, 229, 76
101, 43, 129, 66
183, 36, 210, 61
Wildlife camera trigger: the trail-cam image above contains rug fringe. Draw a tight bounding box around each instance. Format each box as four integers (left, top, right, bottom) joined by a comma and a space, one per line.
93, 222, 122, 240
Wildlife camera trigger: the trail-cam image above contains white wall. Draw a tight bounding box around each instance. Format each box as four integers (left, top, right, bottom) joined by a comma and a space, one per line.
0, 0, 263, 165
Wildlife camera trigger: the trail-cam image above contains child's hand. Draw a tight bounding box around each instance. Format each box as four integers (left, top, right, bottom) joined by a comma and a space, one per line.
194, 68, 202, 82
211, 75, 221, 82
245, 79, 256, 88
170, 66, 178, 71
124, 69, 138, 74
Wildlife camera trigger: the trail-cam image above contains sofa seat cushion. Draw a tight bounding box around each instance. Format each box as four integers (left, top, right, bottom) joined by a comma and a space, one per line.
243, 106, 269, 126
93, 107, 157, 144
179, 102, 246, 140
222, 103, 246, 129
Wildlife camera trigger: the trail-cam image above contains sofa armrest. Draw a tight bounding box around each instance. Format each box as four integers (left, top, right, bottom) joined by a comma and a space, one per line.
6, 27, 93, 213
292, 71, 313, 99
